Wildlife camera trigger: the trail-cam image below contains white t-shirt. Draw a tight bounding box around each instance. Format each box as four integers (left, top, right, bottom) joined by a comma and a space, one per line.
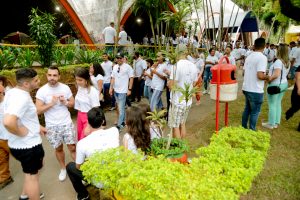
123, 133, 138, 154
3, 88, 42, 149
111, 63, 134, 93
145, 68, 152, 86
101, 61, 113, 84
0, 102, 9, 140
291, 47, 300, 66
36, 83, 73, 126
76, 127, 119, 164
151, 63, 167, 91
102, 26, 116, 44
242, 52, 268, 93
134, 58, 147, 77
269, 59, 288, 85
90, 74, 104, 91
289, 47, 296, 61
170, 59, 198, 106
118, 31, 127, 45
205, 55, 218, 68
195, 58, 205, 72
75, 86, 100, 112
143, 37, 149, 45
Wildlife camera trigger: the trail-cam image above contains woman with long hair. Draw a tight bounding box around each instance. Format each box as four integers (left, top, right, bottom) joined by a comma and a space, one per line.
123, 106, 151, 154
89, 63, 105, 101
74, 67, 100, 140
262, 43, 290, 129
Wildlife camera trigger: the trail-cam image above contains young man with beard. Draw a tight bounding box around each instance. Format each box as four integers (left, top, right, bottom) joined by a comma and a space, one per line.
3, 68, 46, 200
35, 66, 76, 181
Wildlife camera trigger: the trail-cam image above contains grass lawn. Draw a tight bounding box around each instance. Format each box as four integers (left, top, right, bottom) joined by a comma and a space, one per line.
187, 90, 300, 200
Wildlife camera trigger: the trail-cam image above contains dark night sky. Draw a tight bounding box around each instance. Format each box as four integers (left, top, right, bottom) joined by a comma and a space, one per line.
0, 0, 74, 39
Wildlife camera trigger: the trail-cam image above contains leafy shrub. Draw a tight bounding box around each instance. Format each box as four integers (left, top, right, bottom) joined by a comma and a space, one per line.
0, 48, 16, 70
17, 48, 38, 68
81, 127, 270, 200
76, 49, 101, 64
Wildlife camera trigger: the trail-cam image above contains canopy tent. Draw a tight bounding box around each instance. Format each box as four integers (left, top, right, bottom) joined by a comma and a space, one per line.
285, 25, 300, 43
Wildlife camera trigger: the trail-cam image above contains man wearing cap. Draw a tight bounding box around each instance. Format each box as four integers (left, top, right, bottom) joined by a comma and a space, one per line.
168, 44, 198, 138
109, 53, 134, 130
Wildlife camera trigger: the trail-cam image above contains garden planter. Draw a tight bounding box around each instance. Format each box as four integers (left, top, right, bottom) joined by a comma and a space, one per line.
168, 152, 188, 164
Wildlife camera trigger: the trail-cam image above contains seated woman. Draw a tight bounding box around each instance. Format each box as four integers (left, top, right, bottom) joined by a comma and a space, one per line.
138, 103, 162, 140
123, 106, 151, 154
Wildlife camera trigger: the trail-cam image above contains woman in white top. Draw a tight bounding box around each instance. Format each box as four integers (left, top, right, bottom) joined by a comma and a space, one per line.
74, 68, 100, 140
144, 59, 153, 102
90, 63, 105, 102
123, 106, 151, 154
263, 44, 289, 129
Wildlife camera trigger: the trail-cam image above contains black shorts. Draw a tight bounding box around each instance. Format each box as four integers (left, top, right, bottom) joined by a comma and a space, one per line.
10, 144, 44, 175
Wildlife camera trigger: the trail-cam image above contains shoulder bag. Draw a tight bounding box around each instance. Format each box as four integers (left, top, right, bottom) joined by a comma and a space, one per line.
267, 61, 283, 95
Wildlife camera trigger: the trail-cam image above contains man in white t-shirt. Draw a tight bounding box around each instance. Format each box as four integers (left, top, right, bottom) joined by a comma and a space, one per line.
203, 48, 218, 94
102, 22, 116, 54
66, 107, 119, 200
150, 52, 167, 111
168, 45, 198, 139
109, 53, 134, 130
118, 25, 127, 54
223, 45, 236, 65
101, 53, 115, 110
3, 68, 46, 200
291, 41, 300, 80
35, 66, 76, 182
131, 52, 147, 102
242, 38, 268, 130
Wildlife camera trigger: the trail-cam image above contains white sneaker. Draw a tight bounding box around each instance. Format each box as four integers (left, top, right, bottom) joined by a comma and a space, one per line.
59, 169, 67, 181
262, 122, 274, 130
203, 90, 208, 94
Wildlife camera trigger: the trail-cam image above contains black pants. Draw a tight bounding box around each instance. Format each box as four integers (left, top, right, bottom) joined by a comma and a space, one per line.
131, 77, 141, 101
66, 162, 89, 199
286, 89, 300, 131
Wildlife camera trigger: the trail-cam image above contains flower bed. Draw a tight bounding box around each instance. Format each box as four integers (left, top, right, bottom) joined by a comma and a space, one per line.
81, 126, 270, 200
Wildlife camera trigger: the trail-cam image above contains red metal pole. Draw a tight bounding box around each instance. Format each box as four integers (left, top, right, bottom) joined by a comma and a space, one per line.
215, 62, 221, 134
225, 102, 229, 126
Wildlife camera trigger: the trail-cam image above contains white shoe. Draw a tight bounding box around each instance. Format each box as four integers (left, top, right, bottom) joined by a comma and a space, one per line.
59, 169, 67, 181
203, 90, 208, 94
287, 85, 294, 90
262, 122, 274, 130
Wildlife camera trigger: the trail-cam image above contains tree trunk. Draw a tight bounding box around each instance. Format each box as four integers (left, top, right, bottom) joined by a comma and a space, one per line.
208, 0, 216, 44
192, 0, 203, 41
230, 7, 240, 46
148, 10, 157, 51
218, 0, 224, 49
205, 0, 211, 46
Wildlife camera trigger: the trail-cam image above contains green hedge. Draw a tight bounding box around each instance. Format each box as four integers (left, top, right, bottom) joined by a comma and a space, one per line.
81, 126, 270, 200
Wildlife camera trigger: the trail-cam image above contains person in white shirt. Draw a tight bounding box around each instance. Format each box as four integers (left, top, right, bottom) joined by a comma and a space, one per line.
290, 41, 300, 80
150, 52, 167, 111
3, 68, 46, 200
109, 53, 134, 130
101, 53, 115, 110
203, 48, 218, 94
168, 46, 198, 139
74, 68, 100, 141
223, 45, 236, 65
263, 44, 289, 129
123, 106, 150, 154
143, 35, 149, 45
89, 63, 105, 102
131, 52, 147, 102
143, 59, 154, 102
0, 84, 13, 190
35, 67, 76, 181
118, 25, 127, 54
102, 22, 116, 54
242, 38, 268, 130
66, 107, 119, 200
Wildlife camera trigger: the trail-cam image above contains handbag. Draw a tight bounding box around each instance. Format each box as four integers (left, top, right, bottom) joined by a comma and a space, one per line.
267, 61, 283, 95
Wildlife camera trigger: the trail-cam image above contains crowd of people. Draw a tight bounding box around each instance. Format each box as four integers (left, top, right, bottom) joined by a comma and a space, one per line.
0, 34, 299, 200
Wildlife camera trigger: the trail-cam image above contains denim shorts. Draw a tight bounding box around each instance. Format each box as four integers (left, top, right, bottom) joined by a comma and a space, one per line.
10, 144, 44, 174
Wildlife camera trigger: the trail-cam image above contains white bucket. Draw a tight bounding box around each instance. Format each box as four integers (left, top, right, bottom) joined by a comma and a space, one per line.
210, 83, 238, 102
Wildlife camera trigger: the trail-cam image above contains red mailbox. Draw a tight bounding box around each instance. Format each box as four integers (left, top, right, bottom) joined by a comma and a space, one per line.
210, 56, 238, 133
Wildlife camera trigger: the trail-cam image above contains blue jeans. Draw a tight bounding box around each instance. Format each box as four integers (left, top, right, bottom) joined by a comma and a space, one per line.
289, 66, 299, 80
267, 83, 288, 125
114, 93, 127, 126
105, 43, 114, 55
144, 85, 153, 102
103, 83, 115, 107
203, 67, 212, 90
242, 91, 264, 130
150, 89, 163, 111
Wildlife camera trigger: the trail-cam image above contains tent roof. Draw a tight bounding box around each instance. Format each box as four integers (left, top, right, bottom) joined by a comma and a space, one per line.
286, 25, 300, 34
